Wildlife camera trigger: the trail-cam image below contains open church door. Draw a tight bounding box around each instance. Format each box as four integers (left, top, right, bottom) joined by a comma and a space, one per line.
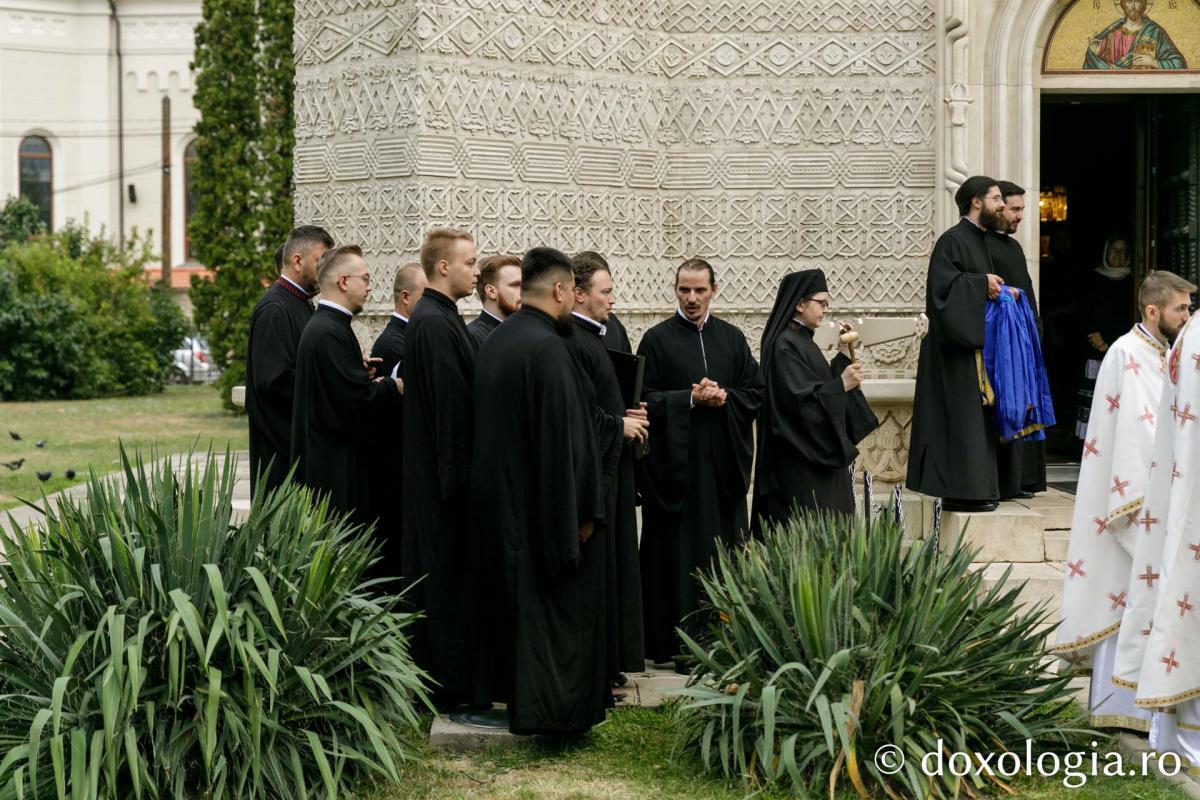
1147, 96, 1200, 286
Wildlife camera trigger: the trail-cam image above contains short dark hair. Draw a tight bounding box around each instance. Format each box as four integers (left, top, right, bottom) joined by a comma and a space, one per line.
954, 176, 998, 217
282, 225, 334, 270
1139, 270, 1197, 315
475, 254, 521, 301
572, 251, 610, 292
521, 247, 575, 293
675, 257, 715, 287
998, 180, 1025, 199
392, 262, 423, 300
274, 244, 285, 271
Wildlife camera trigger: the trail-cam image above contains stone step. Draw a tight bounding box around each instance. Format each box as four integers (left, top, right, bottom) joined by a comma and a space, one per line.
974, 561, 1064, 617
942, 503, 1045, 562
1013, 488, 1075, 531
1044, 530, 1070, 561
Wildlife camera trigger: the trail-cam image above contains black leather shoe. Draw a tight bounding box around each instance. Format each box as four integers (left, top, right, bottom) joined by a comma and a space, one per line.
942, 498, 998, 513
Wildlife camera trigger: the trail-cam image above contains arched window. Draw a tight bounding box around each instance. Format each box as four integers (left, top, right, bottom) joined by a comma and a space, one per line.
18, 136, 52, 231
183, 140, 197, 261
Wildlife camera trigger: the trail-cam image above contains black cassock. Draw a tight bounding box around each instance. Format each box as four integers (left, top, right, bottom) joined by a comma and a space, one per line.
565, 313, 645, 675
290, 305, 400, 526
636, 313, 762, 664
402, 288, 476, 702
753, 324, 878, 524
601, 312, 631, 352
986, 231, 1047, 497
907, 218, 998, 502
472, 307, 607, 736
246, 280, 312, 495
367, 314, 409, 581
466, 310, 502, 349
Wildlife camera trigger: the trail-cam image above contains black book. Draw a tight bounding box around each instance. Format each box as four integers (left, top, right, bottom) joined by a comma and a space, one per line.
608, 349, 648, 459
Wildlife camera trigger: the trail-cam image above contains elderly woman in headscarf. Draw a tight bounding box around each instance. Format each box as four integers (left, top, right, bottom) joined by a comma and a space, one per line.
1075, 234, 1135, 442
751, 269, 879, 529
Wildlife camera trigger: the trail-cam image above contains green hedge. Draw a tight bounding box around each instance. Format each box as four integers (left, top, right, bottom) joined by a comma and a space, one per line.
0, 208, 189, 402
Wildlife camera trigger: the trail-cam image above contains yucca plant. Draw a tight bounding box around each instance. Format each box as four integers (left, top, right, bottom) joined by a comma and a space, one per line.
0, 448, 431, 799
674, 512, 1090, 799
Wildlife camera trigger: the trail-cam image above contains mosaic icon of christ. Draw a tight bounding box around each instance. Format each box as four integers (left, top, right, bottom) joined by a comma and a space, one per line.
1084, 0, 1187, 70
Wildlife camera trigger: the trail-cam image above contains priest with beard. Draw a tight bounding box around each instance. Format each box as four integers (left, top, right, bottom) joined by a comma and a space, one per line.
402, 227, 480, 710
290, 245, 402, 525
752, 269, 878, 525
565, 250, 648, 691
637, 258, 762, 670
907, 176, 1009, 513
365, 262, 426, 583
466, 254, 521, 347
246, 225, 333, 495
986, 181, 1047, 500
471, 246, 608, 736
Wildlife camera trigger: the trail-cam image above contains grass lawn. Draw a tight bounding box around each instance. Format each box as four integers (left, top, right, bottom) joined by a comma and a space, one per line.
363, 707, 1192, 800
0, 384, 247, 510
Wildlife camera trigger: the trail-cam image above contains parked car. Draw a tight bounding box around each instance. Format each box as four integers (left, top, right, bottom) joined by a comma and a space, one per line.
171, 336, 218, 384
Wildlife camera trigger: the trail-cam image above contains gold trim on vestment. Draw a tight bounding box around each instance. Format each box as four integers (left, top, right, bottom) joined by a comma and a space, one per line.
1135, 684, 1200, 709
1105, 497, 1144, 524
976, 350, 995, 407
1112, 675, 1138, 690
1051, 621, 1122, 655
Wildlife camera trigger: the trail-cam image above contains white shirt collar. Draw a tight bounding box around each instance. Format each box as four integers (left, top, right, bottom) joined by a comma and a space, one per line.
392, 312, 409, 323
961, 215, 984, 230
280, 274, 309, 294
317, 299, 353, 317
676, 307, 710, 330
571, 311, 607, 336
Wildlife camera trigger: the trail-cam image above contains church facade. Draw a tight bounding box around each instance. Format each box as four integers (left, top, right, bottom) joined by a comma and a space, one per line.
292, 0, 1200, 482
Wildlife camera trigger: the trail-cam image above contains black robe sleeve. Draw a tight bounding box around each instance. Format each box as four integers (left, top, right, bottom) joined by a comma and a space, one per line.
928, 233, 989, 350
306, 330, 400, 444
423, 318, 474, 500
636, 334, 693, 513
250, 302, 302, 414
712, 330, 763, 499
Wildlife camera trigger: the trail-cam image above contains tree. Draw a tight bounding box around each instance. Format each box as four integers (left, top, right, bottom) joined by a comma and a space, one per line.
189, 0, 295, 409
0, 195, 46, 247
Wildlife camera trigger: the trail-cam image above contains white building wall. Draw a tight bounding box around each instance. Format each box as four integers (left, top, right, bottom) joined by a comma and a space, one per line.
0, 0, 200, 266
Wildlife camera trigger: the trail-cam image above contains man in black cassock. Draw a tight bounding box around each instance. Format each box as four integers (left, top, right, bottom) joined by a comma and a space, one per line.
565, 250, 648, 688
986, 181, 1047, 500
751, 269, 878, 526
402, 227, 480, 709
364, 262, 426, 582
472, 246, 608, 736
291, 245, 402, 526
246, 225, 332, 495
637, 258, 762, 670
466, 254, 521, 347
907, 176, 1009, 512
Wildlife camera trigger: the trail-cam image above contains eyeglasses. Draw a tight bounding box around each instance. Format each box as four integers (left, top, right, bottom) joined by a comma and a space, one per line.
803, 298, 830, 309
343, 273, 372, 286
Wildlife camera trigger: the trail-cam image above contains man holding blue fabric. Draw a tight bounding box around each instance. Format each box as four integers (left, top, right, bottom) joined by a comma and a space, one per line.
908, 176, 1009, 512
987, 181, 1048, 500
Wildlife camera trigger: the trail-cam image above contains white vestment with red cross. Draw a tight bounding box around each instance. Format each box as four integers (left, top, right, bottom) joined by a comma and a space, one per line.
1132, 316, 1200, 713
1055, 326, 1167, 670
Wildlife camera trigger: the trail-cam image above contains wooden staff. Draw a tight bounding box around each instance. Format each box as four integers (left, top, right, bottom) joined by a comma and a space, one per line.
840, 330, 860, 364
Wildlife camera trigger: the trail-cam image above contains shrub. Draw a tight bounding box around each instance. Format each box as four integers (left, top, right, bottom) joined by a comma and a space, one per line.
0, 195, 45, 247
0, 450, 431, 798
0, 224, 189, 401
673, 513, 1088, 799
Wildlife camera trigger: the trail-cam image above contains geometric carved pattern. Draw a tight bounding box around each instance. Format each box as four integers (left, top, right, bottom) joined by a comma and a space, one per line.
295, 135, 936, 189
294, 0, 938, 368
295, 67, 936, 149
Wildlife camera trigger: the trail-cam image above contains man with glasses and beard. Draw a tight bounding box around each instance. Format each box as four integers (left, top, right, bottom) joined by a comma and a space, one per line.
908, 176, 1010, 513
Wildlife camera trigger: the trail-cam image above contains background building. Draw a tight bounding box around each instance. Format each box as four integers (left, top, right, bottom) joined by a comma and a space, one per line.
0, 0, 202, 275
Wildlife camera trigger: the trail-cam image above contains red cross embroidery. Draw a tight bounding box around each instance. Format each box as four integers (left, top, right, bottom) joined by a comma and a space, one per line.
1106, 394, 1121, 413
1173, 462, 1183, 482
1181, 404, 1197, 428
1172, 400, 1180, 421
1189, 542, 1200, 561
1139, 565, 1160, 588
1178, 593, 1194, 617
1139, 509, 1160, 532
1094, 516, 1108, 534
1062, 650, 1088, 667
1111, 475, 1130, 498
1142, 619, 1154, 636
1140, 406, 1156, 424
1067, 559, 1086, 579
1109, 591, 1128, 610
1126, 356, 1142, 376
1127, 510, 1142, 525
1163, 649, 1180, 674
1083, 438, 1100, 458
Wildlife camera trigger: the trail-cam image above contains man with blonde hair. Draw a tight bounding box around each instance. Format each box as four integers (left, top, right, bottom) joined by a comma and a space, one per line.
1055, 269, 1194, 731
402, 227, 481, 709
291, 245, 402, 526
467, 254, 522, 347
